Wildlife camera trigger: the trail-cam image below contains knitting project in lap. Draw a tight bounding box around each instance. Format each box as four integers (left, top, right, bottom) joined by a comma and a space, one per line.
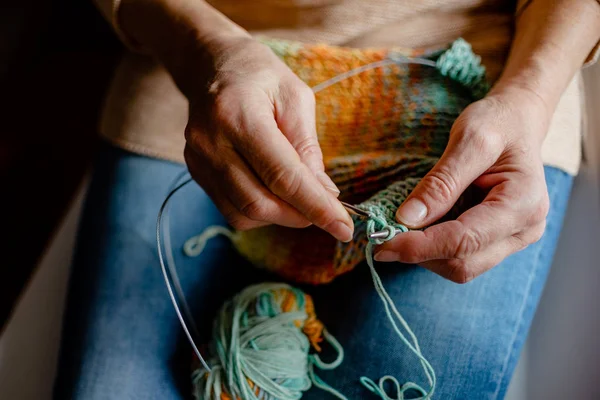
229, 38, 488, 284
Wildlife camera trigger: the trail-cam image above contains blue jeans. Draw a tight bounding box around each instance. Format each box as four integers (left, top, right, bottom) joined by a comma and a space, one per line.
54, 144, 573, 399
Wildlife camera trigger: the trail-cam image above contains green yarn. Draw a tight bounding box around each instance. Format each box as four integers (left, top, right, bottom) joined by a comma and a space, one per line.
354, 178, 421, 245
186, 229, 435, 399
435, 38, 489, 99
361, 241, 436, 399
191, 282, 348, 400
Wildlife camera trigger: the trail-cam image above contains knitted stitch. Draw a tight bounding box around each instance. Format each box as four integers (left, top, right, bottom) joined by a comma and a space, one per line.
226, 38, 489, 284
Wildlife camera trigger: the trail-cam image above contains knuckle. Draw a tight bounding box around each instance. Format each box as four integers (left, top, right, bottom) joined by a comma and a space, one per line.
184, 147, 207, 179
472, 130, 502, 157
228, 219, 252, 231
454, 112, 503, 158
511, 233, 530, 251
524, 190, 550, 227
184, 124, 195, 143
225, 212, 256, 231
300, 86, 316, 107
533, 193, 550, 222
212, 90, 239, 127
526, 222, 546, 245
191, 136, 212, 157
295, 135, 322, 160
289, 82, 315, 105
445, 259, 474, 284
239, 198, 271, 222
533, 222, 546, 242
185, 124, 216, 157
454, 228, 483, 259
263, 164, 304, 199
421, 169, 458, 204
402, 247, 422, 264
313, 209, 338, 229
183, 144, 194, 164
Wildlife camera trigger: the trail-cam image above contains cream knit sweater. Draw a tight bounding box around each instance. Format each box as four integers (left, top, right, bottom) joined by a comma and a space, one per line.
93, 0, 600, 175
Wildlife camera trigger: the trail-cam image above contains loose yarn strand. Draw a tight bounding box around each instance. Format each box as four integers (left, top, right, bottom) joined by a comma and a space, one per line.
184, 226, 236, 257
307, 330, 348, 400
308, 364, 348, 400
361, 242, 436, 399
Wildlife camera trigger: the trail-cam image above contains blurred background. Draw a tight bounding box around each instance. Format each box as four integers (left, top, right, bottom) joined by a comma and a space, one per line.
0, 1, 598, 399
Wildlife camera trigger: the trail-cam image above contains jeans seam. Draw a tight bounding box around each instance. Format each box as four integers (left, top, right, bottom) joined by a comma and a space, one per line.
490, 169, 562, 399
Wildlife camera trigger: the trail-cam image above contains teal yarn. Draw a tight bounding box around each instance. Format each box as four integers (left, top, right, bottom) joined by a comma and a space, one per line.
186, 227, 435, 399
386, 37, 489, 100
435, 38, 489, 99
191, 282, 347, 400
362, 231, 436, 399
356, 178, 420, 246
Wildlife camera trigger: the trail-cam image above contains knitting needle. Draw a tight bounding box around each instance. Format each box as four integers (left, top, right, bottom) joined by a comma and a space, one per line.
340, 201, 371, 219
369, 230, 400, 239
340, 202, 401, 239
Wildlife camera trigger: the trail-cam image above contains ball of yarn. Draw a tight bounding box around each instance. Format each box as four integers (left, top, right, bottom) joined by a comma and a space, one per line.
192, 283, 344, 400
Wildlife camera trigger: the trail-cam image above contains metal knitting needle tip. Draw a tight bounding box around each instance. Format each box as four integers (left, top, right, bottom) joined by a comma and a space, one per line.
341, 201, 370, 218
369, 230, 396, 239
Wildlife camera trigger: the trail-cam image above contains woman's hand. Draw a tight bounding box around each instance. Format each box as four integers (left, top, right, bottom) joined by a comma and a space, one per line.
372, 0, 599, 283
118, 0, 354, 242
374, 87, 551, 283
183, 36, 354, 241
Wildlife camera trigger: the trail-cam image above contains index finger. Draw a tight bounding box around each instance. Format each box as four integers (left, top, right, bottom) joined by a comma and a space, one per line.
230, 103, 354, 242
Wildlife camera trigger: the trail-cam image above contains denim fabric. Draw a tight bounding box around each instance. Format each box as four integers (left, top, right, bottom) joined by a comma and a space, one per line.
54, 144, 573, 399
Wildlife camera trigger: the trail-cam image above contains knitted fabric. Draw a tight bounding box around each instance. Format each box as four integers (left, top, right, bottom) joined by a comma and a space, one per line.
231, 38, 489, 284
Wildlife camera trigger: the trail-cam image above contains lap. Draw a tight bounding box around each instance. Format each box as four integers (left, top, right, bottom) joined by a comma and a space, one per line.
54, 144, 573, 399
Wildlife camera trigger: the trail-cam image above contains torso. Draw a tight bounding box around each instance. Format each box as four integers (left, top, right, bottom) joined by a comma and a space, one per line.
98, 0, 582, 176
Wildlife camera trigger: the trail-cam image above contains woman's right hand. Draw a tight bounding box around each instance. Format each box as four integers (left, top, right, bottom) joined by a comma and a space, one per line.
182, 36, 354, 241
119, 0, 353, 241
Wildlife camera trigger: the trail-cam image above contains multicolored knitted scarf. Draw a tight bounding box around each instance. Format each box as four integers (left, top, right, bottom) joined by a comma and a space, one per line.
216, 38, 489, 285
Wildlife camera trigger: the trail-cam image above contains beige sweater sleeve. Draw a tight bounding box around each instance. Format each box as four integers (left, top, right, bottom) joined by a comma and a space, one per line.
516, 0, 600, 66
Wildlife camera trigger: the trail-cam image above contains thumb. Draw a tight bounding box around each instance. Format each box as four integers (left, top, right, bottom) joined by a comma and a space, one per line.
396, 136, 492, 228
275, 81, 340, 196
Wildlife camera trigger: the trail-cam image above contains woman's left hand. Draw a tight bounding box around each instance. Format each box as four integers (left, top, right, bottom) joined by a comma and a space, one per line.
374, 87, 552, 283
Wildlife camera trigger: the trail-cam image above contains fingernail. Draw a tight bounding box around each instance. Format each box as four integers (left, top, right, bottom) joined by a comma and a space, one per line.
317, 172, 340, 196
328, 220, 354, 243
396, 199, 427, 226
374, 251, 397, 262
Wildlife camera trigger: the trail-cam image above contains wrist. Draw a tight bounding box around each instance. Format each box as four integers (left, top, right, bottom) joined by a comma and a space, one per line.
486, 84, 552, 146
490, 57, 557, 111
119, 0, 250, 85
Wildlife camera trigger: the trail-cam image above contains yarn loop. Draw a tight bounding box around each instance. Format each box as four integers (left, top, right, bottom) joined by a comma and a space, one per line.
365, 213, 407, 245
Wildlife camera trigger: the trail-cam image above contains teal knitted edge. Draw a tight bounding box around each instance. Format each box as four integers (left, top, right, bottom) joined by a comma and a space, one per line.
348, 39, 490, 245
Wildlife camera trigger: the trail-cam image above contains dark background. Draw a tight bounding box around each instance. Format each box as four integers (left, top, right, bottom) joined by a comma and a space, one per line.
1, 0, 122, 330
